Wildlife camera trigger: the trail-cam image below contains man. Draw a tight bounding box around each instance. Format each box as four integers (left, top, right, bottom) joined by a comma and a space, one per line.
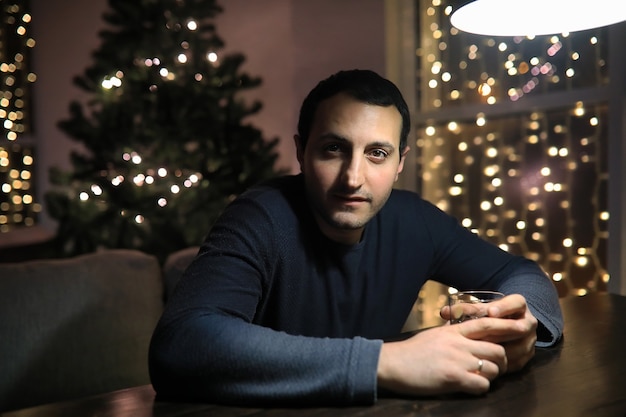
149, 69, 563, 406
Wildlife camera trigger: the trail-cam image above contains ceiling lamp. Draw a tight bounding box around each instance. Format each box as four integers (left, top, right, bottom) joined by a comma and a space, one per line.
450, 0, 626, 36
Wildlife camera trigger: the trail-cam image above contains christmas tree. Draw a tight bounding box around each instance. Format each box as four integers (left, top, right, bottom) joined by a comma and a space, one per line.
45, 0, 282, 263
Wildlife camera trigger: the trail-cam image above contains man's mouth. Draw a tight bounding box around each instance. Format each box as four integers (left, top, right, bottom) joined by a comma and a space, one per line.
332, 194, 370, 204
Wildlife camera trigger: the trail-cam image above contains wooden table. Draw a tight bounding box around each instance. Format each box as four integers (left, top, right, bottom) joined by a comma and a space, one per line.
4, 293, 626, 417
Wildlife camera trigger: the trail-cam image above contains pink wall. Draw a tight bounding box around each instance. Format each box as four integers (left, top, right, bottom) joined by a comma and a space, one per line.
29, 0, 385, 231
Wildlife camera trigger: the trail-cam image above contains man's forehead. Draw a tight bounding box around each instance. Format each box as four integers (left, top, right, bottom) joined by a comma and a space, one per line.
310, 94, 402, 143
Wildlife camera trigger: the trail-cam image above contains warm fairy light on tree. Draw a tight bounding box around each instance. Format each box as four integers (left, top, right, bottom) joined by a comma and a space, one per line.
44, 0, 282, 262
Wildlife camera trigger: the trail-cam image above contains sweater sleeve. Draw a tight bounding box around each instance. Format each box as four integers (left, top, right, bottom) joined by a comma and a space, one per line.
418, 198, 563, 347
149, 312, 382, 406
492, 260, 564, 347
149, 189, 383, 406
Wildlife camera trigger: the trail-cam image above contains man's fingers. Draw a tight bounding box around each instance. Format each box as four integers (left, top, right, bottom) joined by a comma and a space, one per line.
441, 294, 528, 321
454, 315, 527, 344
440, 305, 451, 320
487, 294, 527, 318
471, 357, 503, 379
459, 372, 491, 395
459, 356, 506, 394
501, 334, 536, 372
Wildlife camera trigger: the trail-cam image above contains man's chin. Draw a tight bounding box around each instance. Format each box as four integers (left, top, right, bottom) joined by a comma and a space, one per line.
328, 213, 368, 230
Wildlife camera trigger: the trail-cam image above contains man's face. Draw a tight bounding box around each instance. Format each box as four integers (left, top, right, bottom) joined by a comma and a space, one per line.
295, 92, 409, 245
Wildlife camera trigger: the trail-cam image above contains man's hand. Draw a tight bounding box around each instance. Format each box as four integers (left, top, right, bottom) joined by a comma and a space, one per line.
441, 293, 538, 372
377, 294, 537, 397
377, 320, 507, 396
485, 294, 538, 372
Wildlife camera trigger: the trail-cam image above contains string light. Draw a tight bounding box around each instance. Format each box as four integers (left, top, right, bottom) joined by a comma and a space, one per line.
417, 0, 608, 318
1, 1, 38, 233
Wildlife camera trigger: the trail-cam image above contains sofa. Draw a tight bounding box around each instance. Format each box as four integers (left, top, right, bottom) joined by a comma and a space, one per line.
0, 246, 199, 412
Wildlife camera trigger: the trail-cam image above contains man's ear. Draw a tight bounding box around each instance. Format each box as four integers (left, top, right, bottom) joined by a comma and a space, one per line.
294, 134, 305, 168
395, 146, 411, 180
400, 145, 410, 161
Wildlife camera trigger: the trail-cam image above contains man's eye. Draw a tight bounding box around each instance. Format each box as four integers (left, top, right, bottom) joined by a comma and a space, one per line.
369, 149, 389, 160
324, 144, 342, 153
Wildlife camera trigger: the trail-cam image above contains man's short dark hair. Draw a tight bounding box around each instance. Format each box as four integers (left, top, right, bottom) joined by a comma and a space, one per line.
297, 69, 411, 154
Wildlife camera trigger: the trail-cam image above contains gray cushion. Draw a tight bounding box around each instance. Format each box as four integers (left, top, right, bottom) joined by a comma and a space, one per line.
0, 249, 164, 411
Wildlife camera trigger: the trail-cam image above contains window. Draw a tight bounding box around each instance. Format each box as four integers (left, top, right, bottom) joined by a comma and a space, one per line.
0, 0, 39, 235
388, 1, 624, 328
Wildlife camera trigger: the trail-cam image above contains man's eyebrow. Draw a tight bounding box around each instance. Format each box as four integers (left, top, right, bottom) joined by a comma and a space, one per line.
318, 133, 397, 151
318, 132, 349, 142
369, 141, 396, 150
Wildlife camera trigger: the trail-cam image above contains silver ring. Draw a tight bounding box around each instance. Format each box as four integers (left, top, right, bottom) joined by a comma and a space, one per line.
477, 359, 484, 373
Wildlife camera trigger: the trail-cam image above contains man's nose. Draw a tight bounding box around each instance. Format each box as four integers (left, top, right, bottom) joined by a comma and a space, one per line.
342, 155, 364, 189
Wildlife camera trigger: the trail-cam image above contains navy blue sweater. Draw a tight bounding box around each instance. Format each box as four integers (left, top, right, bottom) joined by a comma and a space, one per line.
149, 174, 563, 406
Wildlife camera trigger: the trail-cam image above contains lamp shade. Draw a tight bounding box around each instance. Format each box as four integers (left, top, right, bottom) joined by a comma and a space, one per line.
450, 0, 626, 36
